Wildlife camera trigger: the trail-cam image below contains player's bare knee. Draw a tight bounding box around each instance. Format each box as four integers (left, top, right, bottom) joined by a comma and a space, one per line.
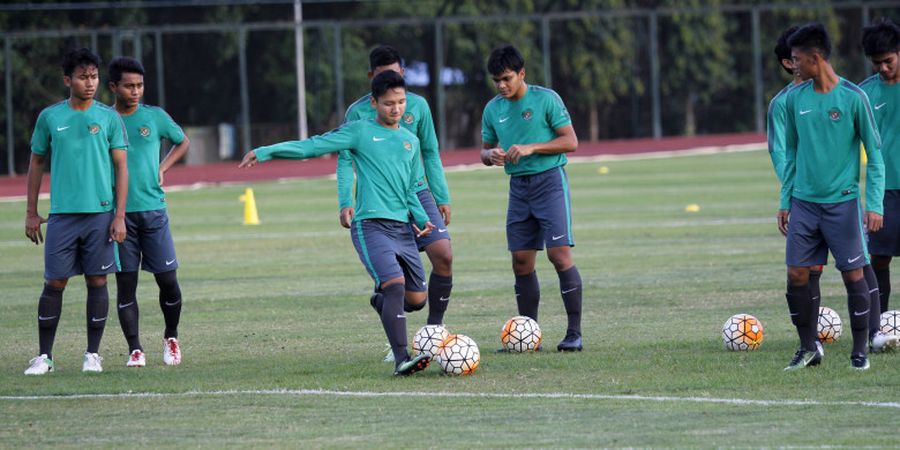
45, 278, 68, 290
786, 267, 809, 286
841, 267, 865, 284
404, 292, 427, 312
84, 275, 107, 288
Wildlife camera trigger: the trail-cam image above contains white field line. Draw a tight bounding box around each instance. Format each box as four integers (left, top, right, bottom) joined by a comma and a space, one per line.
1, 388, 898, 410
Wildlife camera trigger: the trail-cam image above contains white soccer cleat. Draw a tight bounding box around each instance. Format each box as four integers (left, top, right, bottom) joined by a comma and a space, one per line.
126, 349, 146, 367
24, 354, 54, 375
163, 338, 181, 366
382, 343, 395, 363
871, 332, 900, 353
82, 352, 103, 373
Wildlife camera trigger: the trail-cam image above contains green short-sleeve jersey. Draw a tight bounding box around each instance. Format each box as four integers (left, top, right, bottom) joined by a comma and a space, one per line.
766, 82, 794, 183
780, 78, 885, 214
861, 74, 900, 190
119, 104, 185, 212
30, 100, 128, 214
336, 92, 450, 210
481, 84, 572, 176
254, 119, 429, 227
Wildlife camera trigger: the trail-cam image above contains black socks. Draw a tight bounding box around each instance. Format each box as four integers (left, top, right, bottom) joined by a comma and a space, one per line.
116, 271, 142, 351
514, 271, 540, 321
427, 273, 452, 325
37, 284, 64, 358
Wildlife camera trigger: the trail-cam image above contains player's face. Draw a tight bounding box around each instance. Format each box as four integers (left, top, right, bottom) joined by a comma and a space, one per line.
64, 64, 99, 102
869, 51, 900, 83
492, 69, 525, 99
371, 87, 406, 127
110, 72, 145, 109
791, 48, 817, 81
371, 63, 404, 78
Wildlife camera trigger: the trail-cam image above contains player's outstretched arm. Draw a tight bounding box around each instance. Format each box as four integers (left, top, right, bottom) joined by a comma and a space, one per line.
238, 150, 259, 168
110, 149, 128, 243
24, 153, 47, 245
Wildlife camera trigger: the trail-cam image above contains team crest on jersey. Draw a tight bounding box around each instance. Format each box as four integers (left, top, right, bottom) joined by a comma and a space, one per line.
828, 108, 842, 121
138, 126, 151, 137
403, 112, 414, 125
403, 141, 412, 151
88, 123, 101, 135
522, 109, 533, 121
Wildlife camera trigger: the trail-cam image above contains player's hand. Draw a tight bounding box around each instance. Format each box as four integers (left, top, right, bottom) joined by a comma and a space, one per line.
777, 209, 790, 236
505, 144, 534, 165
339, 207, 355, 229
25, 213, 47, 245
238, 150, 259, 168
412, 221, 435, 238
487, 147, 507, 166
158, 168, 165, 186
438, 204, 451, 226
865, 212, 884, 233
110, 216, 127, 243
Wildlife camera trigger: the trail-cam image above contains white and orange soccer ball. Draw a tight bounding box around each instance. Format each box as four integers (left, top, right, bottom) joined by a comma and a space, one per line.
500, 316, 542, 352
722, 314, 764, 351
412, 325, 449, 359
880, 310, 900, 336
437, 334, 480, 375
817, 306, 843, 344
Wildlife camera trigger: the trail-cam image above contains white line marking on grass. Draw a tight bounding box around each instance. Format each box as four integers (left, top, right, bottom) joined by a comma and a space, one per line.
2, 388, 899, 410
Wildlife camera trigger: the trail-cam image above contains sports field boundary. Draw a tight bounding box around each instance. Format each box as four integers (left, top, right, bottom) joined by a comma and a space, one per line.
2, 388, 899, 410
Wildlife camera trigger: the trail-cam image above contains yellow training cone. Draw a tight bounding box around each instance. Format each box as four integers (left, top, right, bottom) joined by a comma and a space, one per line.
685, 204, 701, 213
240, 187, 261, 225
597, 166, 610, 174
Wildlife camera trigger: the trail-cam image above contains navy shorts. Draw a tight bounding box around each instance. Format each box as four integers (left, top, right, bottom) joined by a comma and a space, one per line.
118, 209, 178, 273
412, 189, 451, 251
507, 166, 575, 252
351, 219, 427, 292
44, 212, 119, 280
869, 189, 900, 257
786, 198, 868, 272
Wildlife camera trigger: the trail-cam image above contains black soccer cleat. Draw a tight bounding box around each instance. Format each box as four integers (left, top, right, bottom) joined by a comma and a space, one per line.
850, 353, 870, 371
783, 347, 818, 371
809, 341, 824, 367
557, 332, 582, 352
393, 353, 431, 376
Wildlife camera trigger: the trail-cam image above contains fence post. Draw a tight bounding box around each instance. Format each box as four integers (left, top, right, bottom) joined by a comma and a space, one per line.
541, 16, 552, 88
649, 11, 661, 139
238, 27, 251, 156
434, 19, 446, 150
155, 31, 165, 109
5, 36, 13, 176
334, 23, 344, 121
294, 0, 308, 140
752, 7, 763, 134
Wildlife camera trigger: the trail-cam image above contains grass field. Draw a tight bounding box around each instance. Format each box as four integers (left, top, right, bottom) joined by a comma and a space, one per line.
2, 149, 900, 448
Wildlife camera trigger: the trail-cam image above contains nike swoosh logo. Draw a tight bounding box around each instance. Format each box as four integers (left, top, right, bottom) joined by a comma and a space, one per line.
437, 228, 447, 233
165, 259, 176, 266
372, 137, 386, 142
854, 309, 870, 317
91, 317, 107, 322
56, 126, 70, 131
499, 117, 509, 123
561, 287, 578, 294
875, 103, 887, 110
38, 315, 58, 321
439, 296, 450, 302
789, 313, 799, 316
164, 299, 182, 306
118, 301, 135, 309
396, 314, 406, 319
552, 234, 566, 240
848, 255, 863, 264
101, 263, 115, 270
799, 109, 812, 115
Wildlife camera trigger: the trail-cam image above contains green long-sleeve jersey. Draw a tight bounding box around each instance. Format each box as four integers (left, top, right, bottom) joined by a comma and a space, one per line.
336, 92, 450, 210
254, 118, 429, 227
781, 78, 885, 214
861, 74, 900, 190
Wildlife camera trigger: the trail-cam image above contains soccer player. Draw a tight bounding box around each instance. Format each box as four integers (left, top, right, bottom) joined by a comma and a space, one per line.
108, 57, 190, 367
240, 71, 435, 376
862, 19, 900, 321
23, 48, 129, 375
480, 45, 583, 352
338, 46, 454, 342
778, 24, 884, 370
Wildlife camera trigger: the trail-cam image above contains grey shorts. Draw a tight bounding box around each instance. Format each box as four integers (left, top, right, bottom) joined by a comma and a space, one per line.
411, 189, 451, 251
786, 198, 868, 272
869, 189, 900, 257
507, 166, 574, 252
118, 209, 178, 273
351, 219, 427, 292
44, 212, 118, 280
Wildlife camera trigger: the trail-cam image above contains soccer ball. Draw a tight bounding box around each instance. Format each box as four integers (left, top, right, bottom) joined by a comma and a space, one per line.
722, 314, 764, 351
500, 316, 542, 352
880, 310, 900, 336
817, 306, 842, 343
412, 324, 449, 359
437, 334, 480, 375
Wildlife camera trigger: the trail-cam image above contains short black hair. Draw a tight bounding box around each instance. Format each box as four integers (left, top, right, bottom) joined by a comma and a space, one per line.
788, 23, 831, 60
862, 18, 900, 56
487, 45, 524, 76
369, 45, 403, 71
108, 56, 145, 84
775, 25, 800, 75
371, 70, 405, 100
61, 48, 101, 77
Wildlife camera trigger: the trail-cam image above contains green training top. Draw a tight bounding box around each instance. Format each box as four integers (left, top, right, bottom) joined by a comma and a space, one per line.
481, 84, 572, 176
119, 104, 186, 212
336, 92, 450, 210
766, 82, 794, 183
254, 118, 429, 227
861, 74, 900, 190
780, 78, 885, 214
30, 100, 128, 214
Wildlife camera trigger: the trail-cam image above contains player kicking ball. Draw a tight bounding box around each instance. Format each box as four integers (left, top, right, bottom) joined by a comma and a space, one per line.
240, 71, 434, 376
778, 24, 885, 371
108, 57, 190, 367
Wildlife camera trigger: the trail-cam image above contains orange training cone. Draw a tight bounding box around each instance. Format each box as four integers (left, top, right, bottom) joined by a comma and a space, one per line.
240, 187, 260, 225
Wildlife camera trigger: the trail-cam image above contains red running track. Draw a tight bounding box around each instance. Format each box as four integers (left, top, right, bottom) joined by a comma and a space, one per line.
0, 132, 764, 199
